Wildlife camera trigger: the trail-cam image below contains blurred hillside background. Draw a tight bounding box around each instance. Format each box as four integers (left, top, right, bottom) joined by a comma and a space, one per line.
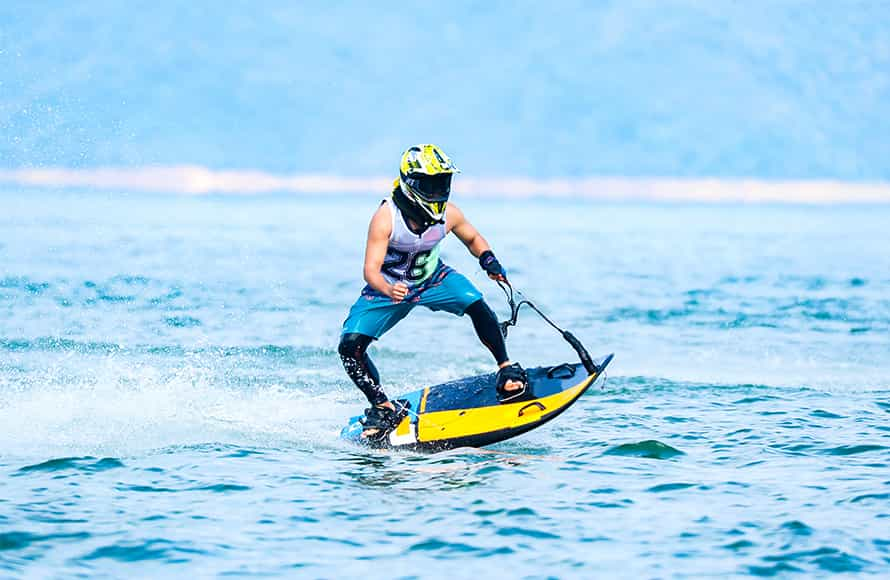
1, 0, 888, 181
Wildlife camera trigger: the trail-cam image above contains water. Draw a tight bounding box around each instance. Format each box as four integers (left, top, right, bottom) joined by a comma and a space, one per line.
1, 191, 888, 577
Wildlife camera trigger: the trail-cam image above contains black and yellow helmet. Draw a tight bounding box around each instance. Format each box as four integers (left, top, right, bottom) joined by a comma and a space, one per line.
398, 144, 460, 223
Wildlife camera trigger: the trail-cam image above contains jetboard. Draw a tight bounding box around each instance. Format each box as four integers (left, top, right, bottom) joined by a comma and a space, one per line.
340, 353, 613, 452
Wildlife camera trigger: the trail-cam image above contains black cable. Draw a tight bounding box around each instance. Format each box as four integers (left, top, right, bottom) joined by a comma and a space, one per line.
497, 280, 564, 336
496, 280, 600, 375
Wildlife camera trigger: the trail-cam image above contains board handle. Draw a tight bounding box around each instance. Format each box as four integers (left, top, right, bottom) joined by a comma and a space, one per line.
518, 401, 546, 417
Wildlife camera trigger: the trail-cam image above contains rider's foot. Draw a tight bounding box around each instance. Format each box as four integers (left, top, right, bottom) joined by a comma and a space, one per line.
496, 361, 529, 403
360, 401, 400, 439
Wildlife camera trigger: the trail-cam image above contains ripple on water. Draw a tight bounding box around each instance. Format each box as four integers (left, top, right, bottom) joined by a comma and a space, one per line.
116, 483, 251, 493
732, 395, 784, 404
603, 440, 684, 460
408, 538, 488, 556
646, 482, 698, 493
748, 562, 804, 576
779, 520, 813, 536
758, 547, 872, 574
496, 527, 561, 540
767, 442, 819, 456
80, 539, 205, 563
723, 539, 757, 551
1, 531, 92, 553
15, 457, 124, 475
809, 409, 845, 419
193, 484, 251, 493
826, 444, 887, 456
849, 492, 890, 504
584, 499, 634, 509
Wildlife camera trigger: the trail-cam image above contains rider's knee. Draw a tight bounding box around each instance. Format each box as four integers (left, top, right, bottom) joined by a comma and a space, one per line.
465, 299, 496, 323
339, 332, 372, 357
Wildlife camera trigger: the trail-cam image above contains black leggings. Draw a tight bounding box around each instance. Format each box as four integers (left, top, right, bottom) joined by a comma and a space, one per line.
338, 299, 509, 405
464, 299, 509, 365
338, 333, 386, 406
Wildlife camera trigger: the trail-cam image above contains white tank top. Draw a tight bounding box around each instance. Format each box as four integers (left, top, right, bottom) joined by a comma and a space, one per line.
380, 200, 447, 286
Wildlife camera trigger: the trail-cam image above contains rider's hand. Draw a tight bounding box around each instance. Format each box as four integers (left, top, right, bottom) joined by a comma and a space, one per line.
479, 250, 507, 282
388, 282, 409, 303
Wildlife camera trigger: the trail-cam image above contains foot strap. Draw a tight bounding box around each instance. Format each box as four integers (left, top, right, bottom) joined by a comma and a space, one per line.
360, 400, 409, 441
496, 363, 530, 403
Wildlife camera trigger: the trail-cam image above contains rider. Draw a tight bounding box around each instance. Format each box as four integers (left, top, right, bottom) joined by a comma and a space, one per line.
338, 144, 528, 438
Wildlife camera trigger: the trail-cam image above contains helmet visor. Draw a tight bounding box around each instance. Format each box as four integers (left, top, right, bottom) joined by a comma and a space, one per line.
404, 173, 452, 202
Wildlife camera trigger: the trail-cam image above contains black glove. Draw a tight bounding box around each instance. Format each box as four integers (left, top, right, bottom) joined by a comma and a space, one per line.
479, 250, 506, 279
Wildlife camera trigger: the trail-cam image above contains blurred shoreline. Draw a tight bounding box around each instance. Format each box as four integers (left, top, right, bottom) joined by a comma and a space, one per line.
1, 165, 889, 204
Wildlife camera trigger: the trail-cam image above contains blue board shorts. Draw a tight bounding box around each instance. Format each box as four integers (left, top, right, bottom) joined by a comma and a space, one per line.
341, 262, 483, 339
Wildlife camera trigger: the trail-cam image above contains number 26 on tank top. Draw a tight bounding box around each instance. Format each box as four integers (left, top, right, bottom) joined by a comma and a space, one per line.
382, 249, 434, 283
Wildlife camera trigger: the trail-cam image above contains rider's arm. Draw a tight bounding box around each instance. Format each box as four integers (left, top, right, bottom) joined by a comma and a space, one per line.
447, 202, 491, 258
363, 204, 397, 297
448, 202, 507, 281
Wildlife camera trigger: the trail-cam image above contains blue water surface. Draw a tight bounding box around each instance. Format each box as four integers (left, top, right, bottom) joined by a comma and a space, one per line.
1, 192, 888, 577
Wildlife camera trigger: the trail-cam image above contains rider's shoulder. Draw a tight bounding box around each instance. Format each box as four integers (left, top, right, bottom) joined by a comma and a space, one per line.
447, 201, 465, 215
369, 201, 393, 235
446, 201, 465, 225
